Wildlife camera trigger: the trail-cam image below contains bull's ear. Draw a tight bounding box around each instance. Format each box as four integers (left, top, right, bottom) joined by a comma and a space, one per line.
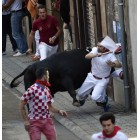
46, 70, 50, 82
46, 70, 49, 76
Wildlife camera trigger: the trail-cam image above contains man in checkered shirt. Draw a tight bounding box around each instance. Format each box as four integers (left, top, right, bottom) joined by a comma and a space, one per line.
20, 67, 67, 140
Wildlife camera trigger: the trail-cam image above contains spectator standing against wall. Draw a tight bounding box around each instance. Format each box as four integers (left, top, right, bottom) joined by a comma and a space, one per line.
28, 5, 61, 61
60, 0, 73, 51
26, 0, 40, 61
20, 67, 67, 140
90, 112, 128, 140
2, 0, 18, 55
2, 0, 28, 56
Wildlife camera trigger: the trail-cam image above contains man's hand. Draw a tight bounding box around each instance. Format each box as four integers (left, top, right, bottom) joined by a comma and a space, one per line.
2, 5, 9, 10
64, 23, 70, 29
2, 0, 15, 10
49, 36, 56, 44
106, 60, 116, 67
24, 120, 30, 131
58, 110, 68, 117
96, 53, 102, 57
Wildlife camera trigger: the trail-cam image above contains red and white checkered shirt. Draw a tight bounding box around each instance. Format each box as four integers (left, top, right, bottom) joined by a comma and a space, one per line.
21, 83, 54, 120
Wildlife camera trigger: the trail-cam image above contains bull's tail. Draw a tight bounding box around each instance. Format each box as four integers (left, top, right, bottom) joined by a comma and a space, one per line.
10, 68, 27, 88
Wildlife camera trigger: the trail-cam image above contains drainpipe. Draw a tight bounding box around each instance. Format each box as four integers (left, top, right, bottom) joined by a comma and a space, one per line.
118, 0, 130, 111
73, 0, 80, 49
81, 0, 88, 48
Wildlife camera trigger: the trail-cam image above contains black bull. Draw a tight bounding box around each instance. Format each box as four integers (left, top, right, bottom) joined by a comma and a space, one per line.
10, 49, 91, 107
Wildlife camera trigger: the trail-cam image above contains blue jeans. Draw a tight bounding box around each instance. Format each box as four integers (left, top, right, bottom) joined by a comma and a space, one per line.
11, 10, 28, 53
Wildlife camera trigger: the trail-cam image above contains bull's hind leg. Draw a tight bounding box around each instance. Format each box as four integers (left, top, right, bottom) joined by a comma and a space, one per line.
61, 77, 80, 107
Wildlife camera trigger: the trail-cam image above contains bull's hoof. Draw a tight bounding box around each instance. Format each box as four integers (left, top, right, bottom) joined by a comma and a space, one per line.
79, 99, 85, 106
72, 101, 80, 107
96, 102, 105, 107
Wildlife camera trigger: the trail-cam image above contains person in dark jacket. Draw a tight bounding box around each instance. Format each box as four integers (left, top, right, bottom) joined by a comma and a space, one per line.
60, 0, 73, 51
2, 0, 18, 55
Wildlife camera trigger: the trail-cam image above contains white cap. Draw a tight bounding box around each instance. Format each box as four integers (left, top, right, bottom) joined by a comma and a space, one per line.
100, 36, 119, 53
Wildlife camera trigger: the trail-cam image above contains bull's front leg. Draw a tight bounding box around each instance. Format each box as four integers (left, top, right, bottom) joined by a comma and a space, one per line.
61, 77, 80, 107
24, 82, 33, 90
69, 89, 80, 107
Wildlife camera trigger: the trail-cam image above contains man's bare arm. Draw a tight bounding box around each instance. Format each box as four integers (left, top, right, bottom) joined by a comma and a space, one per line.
106, 60, 122, 68
28, 30, 35, 52
49, 26, 62, 44
48, 103, 68, 117
55, 26, 62, 38
20, 100, 30, 131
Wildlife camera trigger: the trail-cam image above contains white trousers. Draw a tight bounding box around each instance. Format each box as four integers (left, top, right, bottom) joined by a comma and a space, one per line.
35, 30, 40, 56
77, 73, 109, 103
39, 42, 58, 61
63, 23, 73, 50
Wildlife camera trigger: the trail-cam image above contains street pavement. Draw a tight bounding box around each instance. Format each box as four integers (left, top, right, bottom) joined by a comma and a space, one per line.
2, 38, 137, 140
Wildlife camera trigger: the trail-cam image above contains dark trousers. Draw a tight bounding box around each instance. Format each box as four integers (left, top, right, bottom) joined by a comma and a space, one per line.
2, 14, 17, 52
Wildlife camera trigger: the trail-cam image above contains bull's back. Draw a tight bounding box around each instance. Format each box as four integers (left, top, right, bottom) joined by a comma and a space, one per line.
35, 49, 90, 72
39, 49, 91, 91
47, 49, 90, 76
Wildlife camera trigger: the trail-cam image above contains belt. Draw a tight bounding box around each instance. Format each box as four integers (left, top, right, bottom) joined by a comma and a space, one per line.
93, 75, 110, 80
11, 9, 22, 13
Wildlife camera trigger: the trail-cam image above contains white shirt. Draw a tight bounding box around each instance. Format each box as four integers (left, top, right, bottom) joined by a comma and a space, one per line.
10, 0, 22, 11
91, 131, 128, 140
90, 47, 117, 78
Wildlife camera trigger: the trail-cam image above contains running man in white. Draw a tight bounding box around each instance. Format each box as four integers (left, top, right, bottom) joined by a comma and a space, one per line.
90, 112, 128, 140
77, 36, 122, 111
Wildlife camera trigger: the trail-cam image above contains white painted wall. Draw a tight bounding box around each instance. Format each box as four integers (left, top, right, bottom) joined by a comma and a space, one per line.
128, 0, 137, 109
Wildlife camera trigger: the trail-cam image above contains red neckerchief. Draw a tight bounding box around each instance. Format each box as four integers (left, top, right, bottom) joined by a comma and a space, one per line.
102, 126, 121, 138
36, 80, 51, 87
104, 48, 110, 52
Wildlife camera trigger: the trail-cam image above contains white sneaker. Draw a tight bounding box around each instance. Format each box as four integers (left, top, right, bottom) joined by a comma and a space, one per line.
13, 52, 26, 56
